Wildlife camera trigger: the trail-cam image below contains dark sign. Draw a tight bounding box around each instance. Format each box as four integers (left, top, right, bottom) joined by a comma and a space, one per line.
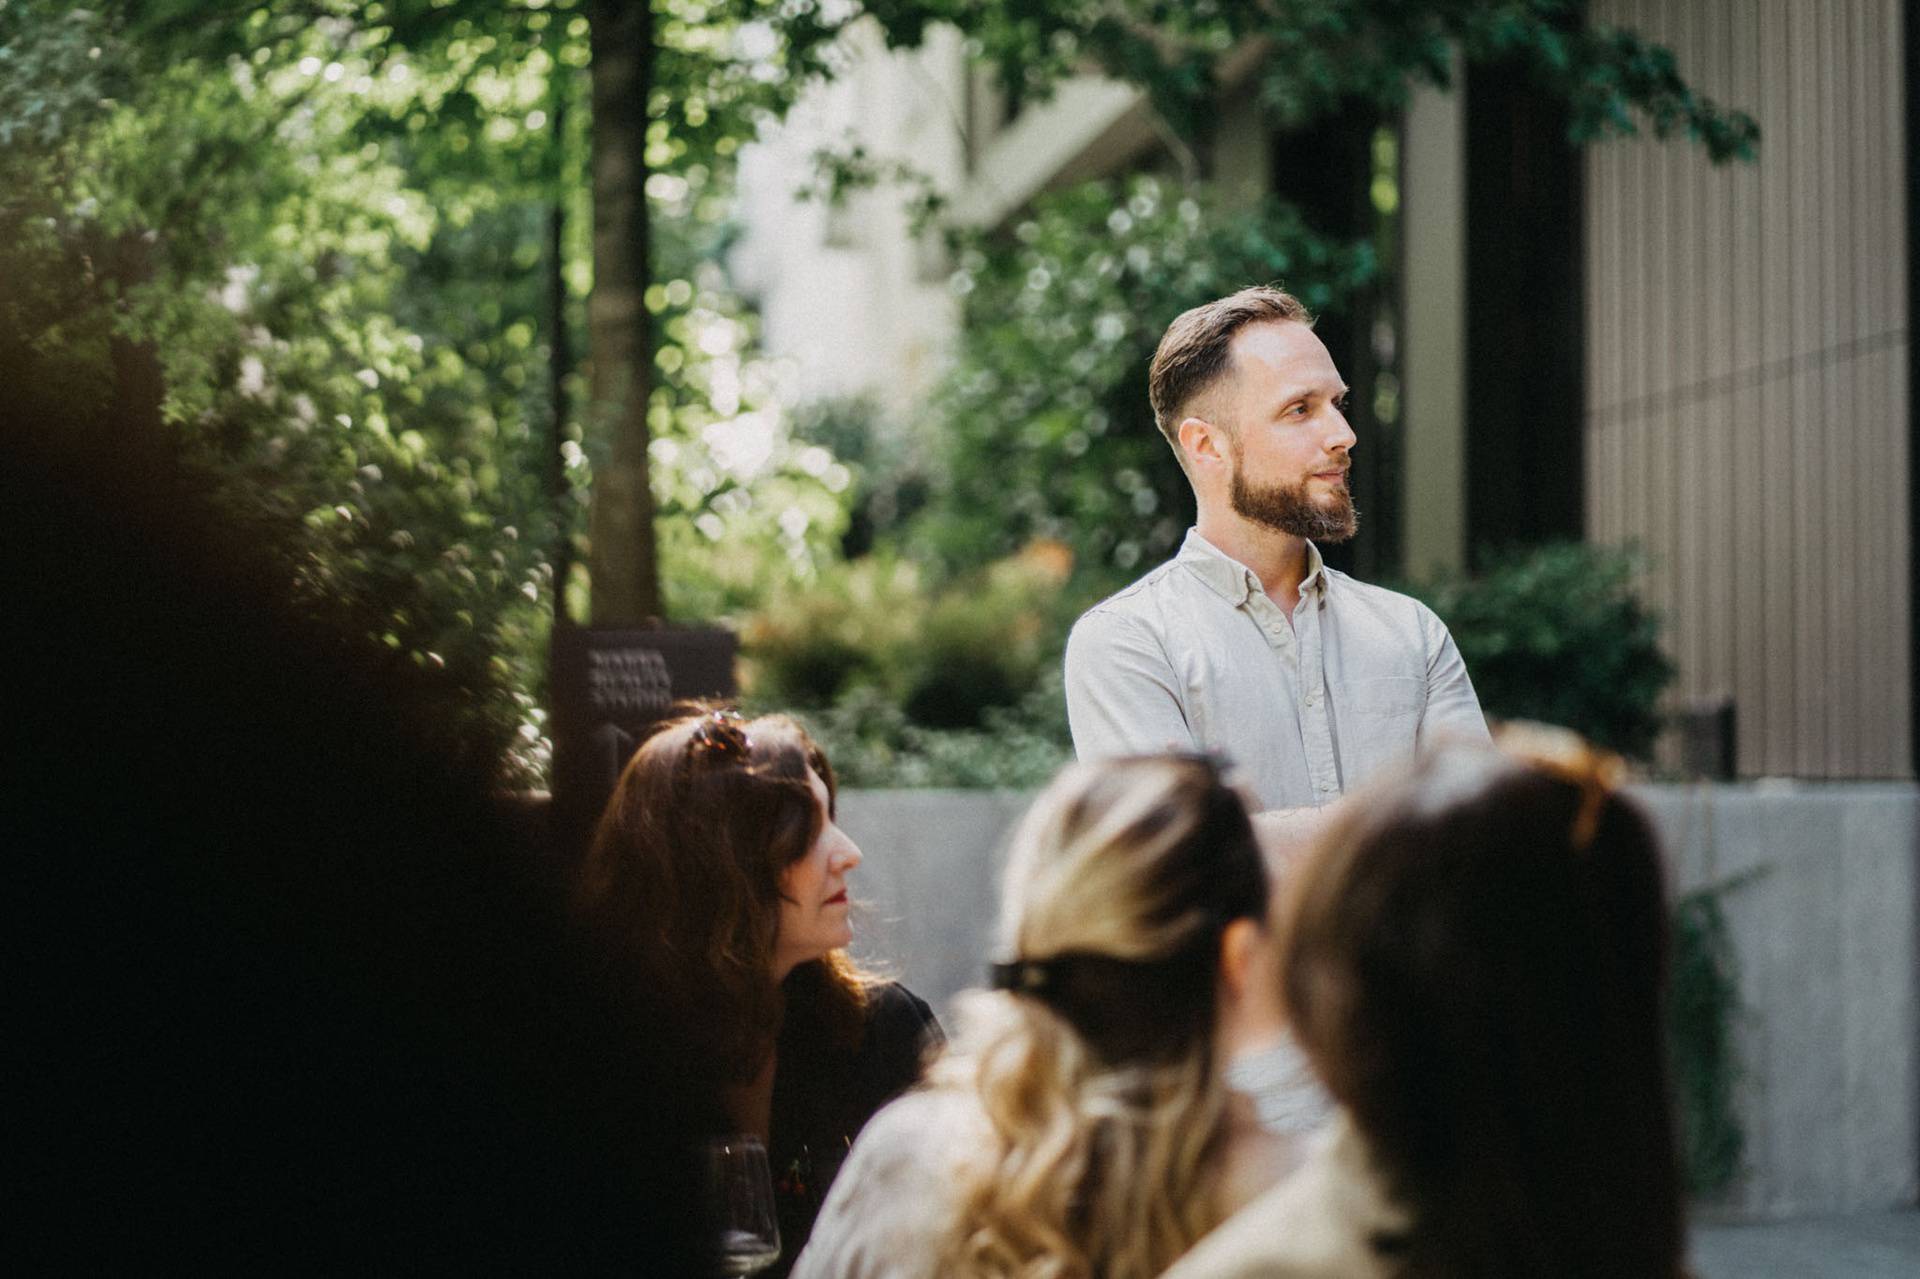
549, 625, 738, 850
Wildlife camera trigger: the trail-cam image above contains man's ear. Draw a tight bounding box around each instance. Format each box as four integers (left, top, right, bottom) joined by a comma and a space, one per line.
1177, 415, 1228, 470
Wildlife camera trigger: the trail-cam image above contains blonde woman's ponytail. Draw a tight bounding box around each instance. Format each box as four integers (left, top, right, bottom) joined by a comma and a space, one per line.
921, 755, 1267, 1278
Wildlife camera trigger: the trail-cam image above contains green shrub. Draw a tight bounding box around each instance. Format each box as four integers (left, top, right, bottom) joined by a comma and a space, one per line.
742, 543, 1082, 726
1411, 543, 1675, 759
790, 674, 1072, 790
900, 548, 1078, 729
740, 556, 929, 707
741, 542, 1086, 785
1670, 882, 1747, 1195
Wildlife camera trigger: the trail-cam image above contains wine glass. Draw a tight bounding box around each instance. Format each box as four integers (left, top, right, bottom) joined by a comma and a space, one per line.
703, 1136, 782, 1276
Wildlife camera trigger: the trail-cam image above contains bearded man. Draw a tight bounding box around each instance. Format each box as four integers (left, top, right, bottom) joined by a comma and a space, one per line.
1065, 286, 1489, 815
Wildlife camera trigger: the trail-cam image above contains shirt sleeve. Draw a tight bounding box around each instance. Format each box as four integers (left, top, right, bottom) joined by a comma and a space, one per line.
1417, 604, 1491, 744
1064, 608, 1198, 759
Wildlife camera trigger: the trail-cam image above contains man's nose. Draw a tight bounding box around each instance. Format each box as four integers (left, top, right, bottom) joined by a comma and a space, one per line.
1327, 408, 1358, 452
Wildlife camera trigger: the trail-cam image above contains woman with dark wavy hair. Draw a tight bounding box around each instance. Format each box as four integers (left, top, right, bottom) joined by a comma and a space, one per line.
580, 707, 939, 1276
1165, 727, 1685, 1279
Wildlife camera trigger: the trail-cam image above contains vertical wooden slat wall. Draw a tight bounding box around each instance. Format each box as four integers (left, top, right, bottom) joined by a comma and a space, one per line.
1586, 0, 1912, 778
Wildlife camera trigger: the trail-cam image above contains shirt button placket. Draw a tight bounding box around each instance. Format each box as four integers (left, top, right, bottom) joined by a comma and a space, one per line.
1298, 594, 1338, 800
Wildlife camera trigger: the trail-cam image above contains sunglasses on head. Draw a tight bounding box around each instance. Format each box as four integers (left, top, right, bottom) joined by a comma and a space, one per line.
686, 708, 752, 763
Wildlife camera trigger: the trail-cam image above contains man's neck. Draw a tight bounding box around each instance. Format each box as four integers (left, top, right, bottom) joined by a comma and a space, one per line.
1195, 509, 1311, 612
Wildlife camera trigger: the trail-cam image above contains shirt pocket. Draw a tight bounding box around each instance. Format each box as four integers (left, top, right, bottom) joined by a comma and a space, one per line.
1335, 676, 1425, 785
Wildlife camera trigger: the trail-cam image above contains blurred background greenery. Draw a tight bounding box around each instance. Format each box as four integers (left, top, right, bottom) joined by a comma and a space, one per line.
3, 0, 1741, 786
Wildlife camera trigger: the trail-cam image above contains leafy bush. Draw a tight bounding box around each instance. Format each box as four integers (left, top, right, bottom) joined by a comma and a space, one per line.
901, 545, 1080, 728
1411, 543, 1675, 759
790, 675, 1072, 791
741, 543, 1084, 786
739, 555, 929, 707
743, 542, 1081, 723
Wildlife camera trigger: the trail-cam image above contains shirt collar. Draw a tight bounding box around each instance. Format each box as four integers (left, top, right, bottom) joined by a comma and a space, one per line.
1177, 528, 1329, 606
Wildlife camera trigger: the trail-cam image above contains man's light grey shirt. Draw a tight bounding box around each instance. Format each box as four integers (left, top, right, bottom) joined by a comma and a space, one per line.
1065, 529, 1489, 811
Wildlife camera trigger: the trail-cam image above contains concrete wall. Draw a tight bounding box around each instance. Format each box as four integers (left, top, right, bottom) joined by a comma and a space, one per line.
839, 782, 1920, 1219
1640, 782, 1920, 1218
837, 788, 1034, 1019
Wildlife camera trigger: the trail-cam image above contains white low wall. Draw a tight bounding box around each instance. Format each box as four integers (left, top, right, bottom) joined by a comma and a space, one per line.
838, 782, 1920, 1221
836, 789, 1032, 1020
1639, 783, 1919, 1220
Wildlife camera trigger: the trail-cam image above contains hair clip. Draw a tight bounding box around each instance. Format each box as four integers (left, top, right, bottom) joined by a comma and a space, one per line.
687, 708, 752, 763
1498, 722, 1626, 851
1561, 752, 1626, 850
989, 959, 1055, 995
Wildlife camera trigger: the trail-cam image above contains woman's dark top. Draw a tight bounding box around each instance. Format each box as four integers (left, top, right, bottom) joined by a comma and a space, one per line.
766, 979, 942, 1278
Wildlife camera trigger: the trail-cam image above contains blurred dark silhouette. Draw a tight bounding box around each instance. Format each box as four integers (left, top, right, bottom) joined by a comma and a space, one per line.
1281, 732, 1681, 1278
1168, 732, 1683, 1278
2, 366, 703, 1270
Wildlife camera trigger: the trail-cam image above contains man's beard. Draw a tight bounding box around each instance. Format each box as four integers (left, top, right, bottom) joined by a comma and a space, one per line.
1229, 461, 1359, 543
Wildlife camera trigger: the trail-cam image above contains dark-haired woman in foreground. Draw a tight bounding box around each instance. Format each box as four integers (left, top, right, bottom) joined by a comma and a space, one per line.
794, 754, 1320, 1279
1165, 727, 1685, 1279
579, 708, 940, 1276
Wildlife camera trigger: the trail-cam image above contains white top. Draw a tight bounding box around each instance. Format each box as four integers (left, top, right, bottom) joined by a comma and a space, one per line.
1162, 1115, 1410, 1279
1065, 529, 1490, 811
788, 1090, 986, 1279
792, 1074, 1336, 1278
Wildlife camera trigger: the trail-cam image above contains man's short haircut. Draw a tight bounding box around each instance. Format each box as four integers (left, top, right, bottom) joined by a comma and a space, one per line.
1148, 285, 1313, 454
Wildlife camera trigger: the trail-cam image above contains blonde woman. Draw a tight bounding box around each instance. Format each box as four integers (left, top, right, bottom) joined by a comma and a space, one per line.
792, 754, 1321, 1279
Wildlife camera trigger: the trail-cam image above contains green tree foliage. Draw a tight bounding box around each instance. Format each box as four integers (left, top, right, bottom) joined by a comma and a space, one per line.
856, 0, 1756, 162
785, 396, 933, 558
0, 0, 848, 779
0, 9, 583, 778
4, 0, 1754, 782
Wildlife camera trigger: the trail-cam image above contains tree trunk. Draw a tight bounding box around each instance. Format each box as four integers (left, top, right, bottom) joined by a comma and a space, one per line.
584, 0, 662, 624
547, 65, 575, 627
